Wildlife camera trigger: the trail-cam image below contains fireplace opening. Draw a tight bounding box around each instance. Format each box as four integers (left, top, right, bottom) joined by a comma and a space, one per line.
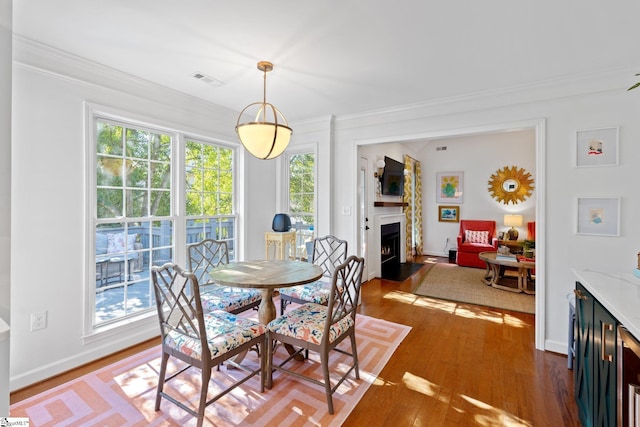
381, 222, 401, 277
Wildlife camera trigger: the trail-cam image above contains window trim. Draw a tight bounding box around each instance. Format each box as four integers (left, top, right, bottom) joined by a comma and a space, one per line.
84, 102, 241, 342
282, 144, 317, 259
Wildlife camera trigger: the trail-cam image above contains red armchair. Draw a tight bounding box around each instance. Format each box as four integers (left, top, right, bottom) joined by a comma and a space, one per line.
456, 220, 498, 268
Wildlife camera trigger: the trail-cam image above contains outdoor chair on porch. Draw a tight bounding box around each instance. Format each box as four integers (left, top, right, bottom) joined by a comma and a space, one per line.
151, 263, 266, 427
96, 231, 142, 286
279, 235, 348, 315
187, 239, 261, 314
267, 255, 365, 414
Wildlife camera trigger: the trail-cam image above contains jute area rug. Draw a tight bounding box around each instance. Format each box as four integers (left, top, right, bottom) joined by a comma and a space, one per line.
10, 314, 410, 426
413, 262, 535, 314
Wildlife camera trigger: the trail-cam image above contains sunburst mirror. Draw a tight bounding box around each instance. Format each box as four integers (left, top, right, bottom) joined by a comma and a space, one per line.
488, 166, 534, 205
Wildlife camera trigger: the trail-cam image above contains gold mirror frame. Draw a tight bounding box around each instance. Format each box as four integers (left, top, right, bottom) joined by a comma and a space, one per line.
488, 166, 534, 205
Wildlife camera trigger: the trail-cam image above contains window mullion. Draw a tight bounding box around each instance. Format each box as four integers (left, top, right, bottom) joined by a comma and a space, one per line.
90, 111, 237, 334
174, 133, 187, 268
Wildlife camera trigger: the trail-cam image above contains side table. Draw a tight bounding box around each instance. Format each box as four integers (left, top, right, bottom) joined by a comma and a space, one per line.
265, 230, 297, 260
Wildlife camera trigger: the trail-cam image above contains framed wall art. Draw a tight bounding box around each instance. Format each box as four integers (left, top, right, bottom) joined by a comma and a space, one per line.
438, 205, 460, 222
576, 127, 619, 167
436, 171, 464, 203
576, 196, 620, 236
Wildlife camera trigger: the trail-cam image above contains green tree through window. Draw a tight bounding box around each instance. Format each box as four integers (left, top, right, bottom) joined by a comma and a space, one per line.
185, 140, 236, 253
288, 152, 315, 259
95, 120, 173, 326
92, 119, 237, 328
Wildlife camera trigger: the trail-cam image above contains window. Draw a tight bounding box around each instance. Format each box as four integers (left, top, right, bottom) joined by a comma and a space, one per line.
92, 117, 236, 329
185, 140, 236, 260
287, 152, 315, 260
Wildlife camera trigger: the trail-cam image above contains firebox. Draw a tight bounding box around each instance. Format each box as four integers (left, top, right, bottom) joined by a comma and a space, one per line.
381, 222, 401, 277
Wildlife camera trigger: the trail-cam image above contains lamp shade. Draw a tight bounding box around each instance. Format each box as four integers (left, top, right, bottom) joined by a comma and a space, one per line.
504, 214, 523, 227
236, 120, 292, 160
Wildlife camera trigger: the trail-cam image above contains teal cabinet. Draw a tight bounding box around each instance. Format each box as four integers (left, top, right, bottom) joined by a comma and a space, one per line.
574, 282, 617, 427
575, 282, 593, 426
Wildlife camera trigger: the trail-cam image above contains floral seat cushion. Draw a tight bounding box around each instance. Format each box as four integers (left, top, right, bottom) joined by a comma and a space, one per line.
200, 285, 261, 313
165, 310, 266, 361
267, 303, 354, 345
278, 278, 334, 305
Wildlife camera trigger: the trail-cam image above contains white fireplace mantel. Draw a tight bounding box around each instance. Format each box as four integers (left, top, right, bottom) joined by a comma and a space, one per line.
372, 214, 406, 279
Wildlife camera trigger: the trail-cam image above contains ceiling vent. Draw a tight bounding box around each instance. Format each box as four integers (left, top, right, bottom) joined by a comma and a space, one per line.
193, 72, 225, 87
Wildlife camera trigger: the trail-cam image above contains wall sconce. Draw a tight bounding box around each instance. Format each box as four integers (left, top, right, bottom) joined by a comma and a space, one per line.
374, 159, 386, 181
503, 214, 523, 240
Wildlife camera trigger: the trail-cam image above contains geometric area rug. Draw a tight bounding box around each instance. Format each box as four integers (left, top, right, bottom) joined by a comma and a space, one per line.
10, 314, 411, 426
413, 262, 535, 314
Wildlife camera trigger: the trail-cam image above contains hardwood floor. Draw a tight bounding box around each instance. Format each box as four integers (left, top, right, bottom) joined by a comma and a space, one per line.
11, 256, 580, 426
343, 257, 579, 426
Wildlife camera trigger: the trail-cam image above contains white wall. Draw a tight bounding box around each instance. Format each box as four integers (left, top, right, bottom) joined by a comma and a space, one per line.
420, 130, 536, 255
9, 38, 276, 389
333, 68, 640, 354
0, 0, 11, 415
243, 154, 278, 261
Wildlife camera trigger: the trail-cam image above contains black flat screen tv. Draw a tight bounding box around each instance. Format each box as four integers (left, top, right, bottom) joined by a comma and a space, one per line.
381, 156, 404, 196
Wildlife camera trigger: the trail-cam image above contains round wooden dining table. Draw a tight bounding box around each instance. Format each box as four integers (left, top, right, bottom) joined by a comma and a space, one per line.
208, 259, 323, 387
207, 259, 323, 325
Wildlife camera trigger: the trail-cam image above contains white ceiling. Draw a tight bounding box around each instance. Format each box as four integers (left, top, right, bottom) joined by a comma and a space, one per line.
12, 1, 640, 122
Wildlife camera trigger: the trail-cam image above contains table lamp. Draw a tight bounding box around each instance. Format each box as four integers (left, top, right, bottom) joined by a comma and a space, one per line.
504, 214, 523, 240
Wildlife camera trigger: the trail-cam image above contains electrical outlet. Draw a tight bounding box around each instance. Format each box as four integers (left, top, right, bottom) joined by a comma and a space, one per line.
31, 311, 47, 331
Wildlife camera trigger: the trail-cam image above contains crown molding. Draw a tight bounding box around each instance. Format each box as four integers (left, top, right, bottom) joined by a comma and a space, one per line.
13, 35, 639, 130
12, 36, 238, 125
335, 65, 638, 125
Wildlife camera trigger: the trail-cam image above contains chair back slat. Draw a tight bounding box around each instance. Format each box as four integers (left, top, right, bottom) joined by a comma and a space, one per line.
187, 239, 230, 285
151, 263, 209, 359
326, 255, 365, 330
313, 235, 348, 278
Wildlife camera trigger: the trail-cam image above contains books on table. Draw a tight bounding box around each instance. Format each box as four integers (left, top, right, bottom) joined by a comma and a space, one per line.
496, 253, 518, 262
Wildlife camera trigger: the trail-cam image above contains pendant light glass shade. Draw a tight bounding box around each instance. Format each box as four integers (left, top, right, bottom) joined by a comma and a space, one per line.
236, 61, 292, 160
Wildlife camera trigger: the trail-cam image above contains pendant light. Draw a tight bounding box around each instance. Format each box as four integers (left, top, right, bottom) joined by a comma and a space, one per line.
235, 61, 292, 159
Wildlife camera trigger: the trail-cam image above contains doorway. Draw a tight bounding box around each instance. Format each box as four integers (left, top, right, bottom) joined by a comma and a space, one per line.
358, 156, 369, 281
355, 118, 546, 350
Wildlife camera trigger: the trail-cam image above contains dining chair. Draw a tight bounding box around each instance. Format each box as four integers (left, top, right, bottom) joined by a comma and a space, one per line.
279, 235, 347, 315
267, 255, 365, 414
187, 238, 262, 314
151, 263, 266, 427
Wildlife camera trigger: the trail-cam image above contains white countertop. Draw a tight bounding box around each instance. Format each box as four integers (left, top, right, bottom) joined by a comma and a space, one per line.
572, 269, 640, 341
0, 316, 8, 342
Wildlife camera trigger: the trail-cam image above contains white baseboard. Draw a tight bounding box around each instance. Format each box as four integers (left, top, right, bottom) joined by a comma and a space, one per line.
544, 339, 569, 356
10, 324, 158, 391
423, 251, 449, 258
